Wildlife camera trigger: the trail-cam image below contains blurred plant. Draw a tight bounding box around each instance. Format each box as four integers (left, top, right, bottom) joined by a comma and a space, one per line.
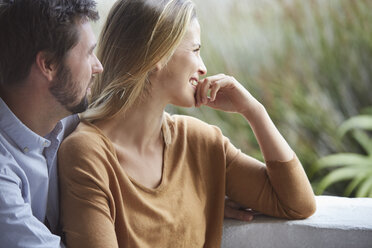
311, 113, 372, 197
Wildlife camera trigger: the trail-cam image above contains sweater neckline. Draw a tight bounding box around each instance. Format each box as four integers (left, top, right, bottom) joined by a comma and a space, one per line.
81, 120, 170, 194
125, 142, 169, 194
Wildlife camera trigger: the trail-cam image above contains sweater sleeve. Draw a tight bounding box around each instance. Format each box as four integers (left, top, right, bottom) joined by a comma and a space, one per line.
225, 139, 316, 219
58, 131, 119, 248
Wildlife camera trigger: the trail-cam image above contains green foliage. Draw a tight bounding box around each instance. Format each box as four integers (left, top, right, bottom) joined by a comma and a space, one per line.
338, 116, 372, 138
312, 114, 372, 197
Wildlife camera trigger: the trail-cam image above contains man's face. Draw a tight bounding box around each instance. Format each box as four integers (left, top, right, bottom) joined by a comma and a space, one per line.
49, 21, 103, 114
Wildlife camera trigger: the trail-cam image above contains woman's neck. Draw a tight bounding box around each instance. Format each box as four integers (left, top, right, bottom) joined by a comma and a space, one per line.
94, 97, 166, 154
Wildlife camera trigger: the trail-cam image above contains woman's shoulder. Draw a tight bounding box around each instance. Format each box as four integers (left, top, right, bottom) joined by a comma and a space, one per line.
165, 113, 224, 142
166, 112, 213, 127
58, 121, 117, 179
59, 121, 114, 157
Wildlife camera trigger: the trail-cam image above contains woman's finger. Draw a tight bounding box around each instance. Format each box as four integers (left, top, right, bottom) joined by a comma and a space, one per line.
196, 78, 204, 107
199, 75, 231, 103
209, 77, 235, 101
196, 74, 240, 107
199, 78, 211, 104
203, 73, 226, 82
199, 74, 227, 104
224, 205, 254, 222
209, 81, 220, 101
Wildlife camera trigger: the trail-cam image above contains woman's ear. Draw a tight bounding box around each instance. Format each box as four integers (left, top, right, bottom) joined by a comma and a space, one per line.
148, 61, 164, 86
152, 60, 164, 72
148, 60, 164, 81
35, 51, 58, 82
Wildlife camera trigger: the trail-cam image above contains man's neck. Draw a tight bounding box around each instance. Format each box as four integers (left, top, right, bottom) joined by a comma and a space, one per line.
1, 86, 68, 137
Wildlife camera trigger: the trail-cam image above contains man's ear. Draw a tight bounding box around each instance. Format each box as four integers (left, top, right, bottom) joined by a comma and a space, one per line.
35, 51, 57, 82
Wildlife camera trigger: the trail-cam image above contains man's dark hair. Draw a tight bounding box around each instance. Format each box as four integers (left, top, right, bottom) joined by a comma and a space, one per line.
0, 0, 99, 86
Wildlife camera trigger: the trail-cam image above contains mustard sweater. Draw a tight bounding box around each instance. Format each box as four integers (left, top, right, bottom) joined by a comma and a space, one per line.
58, 114, 315, 248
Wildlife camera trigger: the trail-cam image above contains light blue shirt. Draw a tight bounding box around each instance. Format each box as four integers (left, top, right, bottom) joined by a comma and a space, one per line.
0, 98, 79, 247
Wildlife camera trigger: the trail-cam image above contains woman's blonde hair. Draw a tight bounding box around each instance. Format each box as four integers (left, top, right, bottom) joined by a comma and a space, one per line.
82, 0, 196, 123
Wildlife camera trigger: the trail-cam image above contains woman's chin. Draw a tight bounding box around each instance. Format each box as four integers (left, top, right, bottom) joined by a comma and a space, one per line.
171, 97, 196, 108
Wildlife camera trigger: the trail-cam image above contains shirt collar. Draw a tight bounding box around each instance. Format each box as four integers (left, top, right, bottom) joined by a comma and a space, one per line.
45, 114, 80, 145
0, 98, 51, 154
60, 114, 80, 140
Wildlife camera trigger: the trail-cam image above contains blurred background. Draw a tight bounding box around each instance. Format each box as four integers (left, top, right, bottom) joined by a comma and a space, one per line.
94, 0, 372, 197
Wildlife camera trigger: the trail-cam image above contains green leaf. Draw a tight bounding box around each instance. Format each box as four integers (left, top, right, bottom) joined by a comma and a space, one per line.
351, 130, 372, 156
361, 107, 372, 116
338, 115, 372, 137
356, 176, 372, 197
314, 153, 371, 170
344, 175, 367, 196
309, 153, 372, 179
313, 114, 372, 197
316, 168, 362, 195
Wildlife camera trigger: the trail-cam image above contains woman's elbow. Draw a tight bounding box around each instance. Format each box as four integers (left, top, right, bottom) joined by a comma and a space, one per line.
289, 197, 317, 220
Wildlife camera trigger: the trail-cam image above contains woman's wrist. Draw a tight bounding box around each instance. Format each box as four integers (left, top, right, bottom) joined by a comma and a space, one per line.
239, 100, 266, 124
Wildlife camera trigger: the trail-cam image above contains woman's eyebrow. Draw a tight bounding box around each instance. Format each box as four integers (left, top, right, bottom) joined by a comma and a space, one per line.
89, 43, 97, 53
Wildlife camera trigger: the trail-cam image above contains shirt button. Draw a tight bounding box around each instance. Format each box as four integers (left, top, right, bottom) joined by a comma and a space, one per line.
23, 147, 29, 153
43, 141, 49, 147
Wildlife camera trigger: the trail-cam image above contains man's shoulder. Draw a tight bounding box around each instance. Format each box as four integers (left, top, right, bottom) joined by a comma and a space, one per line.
0, 139, 15, 162
59, 114, 80, 139
0, 141, 24, 186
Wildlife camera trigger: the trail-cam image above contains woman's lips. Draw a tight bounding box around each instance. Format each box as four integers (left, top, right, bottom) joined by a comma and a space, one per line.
190, 78, 198, 89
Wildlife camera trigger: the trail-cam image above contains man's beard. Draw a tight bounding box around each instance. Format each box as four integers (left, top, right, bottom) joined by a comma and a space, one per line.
49, 64, 92, 114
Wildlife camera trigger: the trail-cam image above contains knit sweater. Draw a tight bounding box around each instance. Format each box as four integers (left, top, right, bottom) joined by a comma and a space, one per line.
58, 114, 315, 248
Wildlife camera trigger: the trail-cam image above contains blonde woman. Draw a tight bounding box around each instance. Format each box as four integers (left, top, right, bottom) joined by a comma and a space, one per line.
58, 0, 316, 247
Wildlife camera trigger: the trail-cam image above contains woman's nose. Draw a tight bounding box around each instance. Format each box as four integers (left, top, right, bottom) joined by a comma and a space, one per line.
198, 57, 207, 76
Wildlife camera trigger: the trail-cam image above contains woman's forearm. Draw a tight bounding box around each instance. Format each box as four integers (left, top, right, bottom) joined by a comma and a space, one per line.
241, 103, 294, 162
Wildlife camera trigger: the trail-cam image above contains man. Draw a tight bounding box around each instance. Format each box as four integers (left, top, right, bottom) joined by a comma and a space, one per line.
0, 0, 103, 247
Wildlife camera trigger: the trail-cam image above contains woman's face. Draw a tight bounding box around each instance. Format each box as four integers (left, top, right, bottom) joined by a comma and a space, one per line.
153, 18, 207, 107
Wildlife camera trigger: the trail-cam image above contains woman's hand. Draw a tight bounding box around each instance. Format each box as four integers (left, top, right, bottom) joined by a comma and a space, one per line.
224, 197, 255, 222
195, 74, 262, 118
196, 73, 294, 162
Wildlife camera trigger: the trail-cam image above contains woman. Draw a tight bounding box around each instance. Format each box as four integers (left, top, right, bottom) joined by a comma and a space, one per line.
58, 0, 316, 247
